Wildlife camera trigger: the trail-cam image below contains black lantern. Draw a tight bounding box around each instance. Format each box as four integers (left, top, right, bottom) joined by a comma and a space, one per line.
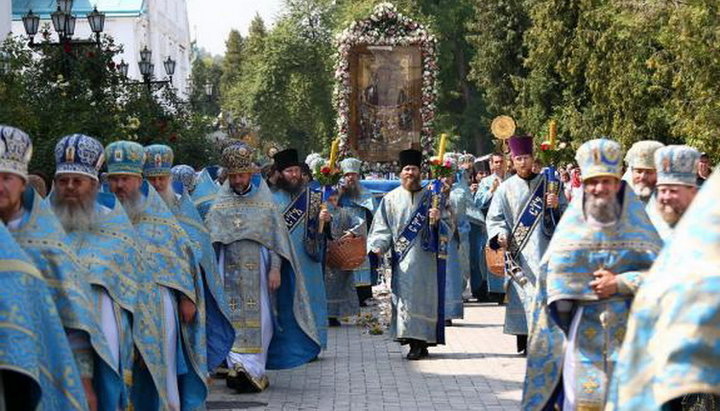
64, 14, 77, 38
57, 0, 73, 14
140, 46, 152, 63
204, 82, 213, 97
118, 59, 129, 77
22, 10, 40, 39
51, 7, 67, 36
87, 7, 106, 43
163, 56, 176, 78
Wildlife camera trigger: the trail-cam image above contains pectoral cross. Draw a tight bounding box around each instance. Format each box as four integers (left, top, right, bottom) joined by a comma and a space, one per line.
233, 218, 243, 229
228, 297, 239, 311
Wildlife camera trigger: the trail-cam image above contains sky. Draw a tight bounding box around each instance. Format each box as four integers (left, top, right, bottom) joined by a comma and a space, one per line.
186, 0, 284, 56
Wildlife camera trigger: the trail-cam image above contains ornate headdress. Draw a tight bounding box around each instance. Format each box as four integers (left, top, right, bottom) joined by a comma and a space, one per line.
105, 141, 145, 176
575, 138, 624, 181
0, 125, 32, 181
171, 165, 197, 192
625, 140, 665, 170
143, 144, 174, 177
221, 142, 257, 174
654, 145, 700, 187
340, 158, 362, 175
54, 134, 105, 181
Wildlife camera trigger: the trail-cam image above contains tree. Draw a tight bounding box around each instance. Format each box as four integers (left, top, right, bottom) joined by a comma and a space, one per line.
220, 30, 243, 96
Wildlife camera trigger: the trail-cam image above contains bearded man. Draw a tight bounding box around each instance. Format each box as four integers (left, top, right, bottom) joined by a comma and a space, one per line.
608, 165, 720, 411
144, 145, 234, 378
367, 149, 450, 360
1, 126, 117, 411
338, 157, 378, 307
523, 139, 662, 411
207, 143, 321, 392
51, 134, 156, 410
270, 148, 330, 348
486, 135, 566, 355
645, 145, 701, 241
623, 140, 665, 205
105, 141, 206, 411
0, 126, 87, 410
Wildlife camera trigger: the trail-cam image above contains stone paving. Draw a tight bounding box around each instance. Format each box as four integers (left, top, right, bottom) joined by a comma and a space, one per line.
208, 302, 525, 410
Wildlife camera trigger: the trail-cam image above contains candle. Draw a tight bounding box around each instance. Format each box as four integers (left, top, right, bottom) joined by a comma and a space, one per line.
329, 138, 340, 169
549, 120, 557, 149
438, 133, 448, 162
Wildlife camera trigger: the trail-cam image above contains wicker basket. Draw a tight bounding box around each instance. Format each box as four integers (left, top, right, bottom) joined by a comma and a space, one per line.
485, 246, 505, 277
327, 235, 367, 271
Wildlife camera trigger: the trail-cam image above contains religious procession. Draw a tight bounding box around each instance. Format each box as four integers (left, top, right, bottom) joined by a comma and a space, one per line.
2, 1, 720, 410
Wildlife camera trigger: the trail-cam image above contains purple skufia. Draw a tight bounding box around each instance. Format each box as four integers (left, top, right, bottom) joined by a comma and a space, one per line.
508, 135, 534, 156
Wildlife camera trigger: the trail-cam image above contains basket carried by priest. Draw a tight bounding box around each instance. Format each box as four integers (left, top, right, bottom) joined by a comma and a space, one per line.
485, 245, 505, 277
327, 235, 367, 270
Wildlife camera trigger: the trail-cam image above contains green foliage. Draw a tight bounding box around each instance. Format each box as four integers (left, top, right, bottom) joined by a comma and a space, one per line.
468, 0, 720, 158
0, 34, 216, 177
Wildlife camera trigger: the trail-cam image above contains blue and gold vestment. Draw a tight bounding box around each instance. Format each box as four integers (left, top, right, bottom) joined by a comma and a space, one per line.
126, 182, 207, 410
607, 171, 720, 410
207, 179, 321, 369
523, 183, 661, 410
0, 222, 87, 410
10, 188, 120, 405
272, 182, 329, 348
192, 168, 219, 221
169, 189, 235, 371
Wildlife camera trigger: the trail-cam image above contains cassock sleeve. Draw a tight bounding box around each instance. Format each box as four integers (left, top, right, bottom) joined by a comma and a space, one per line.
486, 184, 510, 250
616, 270, 646, 295
367, 197, 393, 254
476, 177, 496, 210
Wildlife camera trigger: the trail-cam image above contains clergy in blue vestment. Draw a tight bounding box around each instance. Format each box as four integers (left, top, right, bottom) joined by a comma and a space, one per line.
324, 187, 362, 326
606, 149, 715, 411
644, 145, 700, 242
338, 157, 378, 306
172, 164, 198, 195
0, 131, 87, 410
50, 134, 150, 410
192, 168, 220, 221
486, 135, 566, 354
367, 149, 450, 360
523, 139, 662, 411
206, 143, 321, 392
1, 125, 119, 411
466, 158, 491, 300
144, 146, 235, 377
270, 148, 330, 348
105, 141, 207, 410
445, 160, 470, 323
476, 153, 507, 299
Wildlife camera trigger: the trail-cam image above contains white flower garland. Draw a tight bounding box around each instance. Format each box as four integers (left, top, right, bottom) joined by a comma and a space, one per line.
333, 2, 438, 163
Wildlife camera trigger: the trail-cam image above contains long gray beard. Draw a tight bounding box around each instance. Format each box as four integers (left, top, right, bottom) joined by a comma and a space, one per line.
120, 190, 144, 223
158, 185, 178, 209
634, 184, 653, 203
53, 194, 98, 233
584, 194, 622, 225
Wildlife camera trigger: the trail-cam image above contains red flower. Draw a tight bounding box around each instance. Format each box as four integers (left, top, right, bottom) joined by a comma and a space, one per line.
321, 166, 331, 174
540, 141, 551, 151
63, 43, 72, 53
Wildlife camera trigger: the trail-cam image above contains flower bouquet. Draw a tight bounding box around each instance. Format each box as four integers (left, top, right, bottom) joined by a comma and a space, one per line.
313, 162, 343, 187
429, 156, 454, 179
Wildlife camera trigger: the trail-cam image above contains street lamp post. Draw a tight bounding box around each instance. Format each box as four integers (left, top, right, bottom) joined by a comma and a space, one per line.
21, 0, 106, 48
204, 82, 213, 101
119, 46, 176, 92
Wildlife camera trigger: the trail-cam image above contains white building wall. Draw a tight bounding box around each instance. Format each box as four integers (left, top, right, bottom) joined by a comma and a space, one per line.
0, 0, 11, 42
10, 0, 191, 96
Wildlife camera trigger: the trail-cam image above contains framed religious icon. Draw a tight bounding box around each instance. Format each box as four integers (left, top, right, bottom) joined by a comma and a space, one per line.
335, 3, 438, 163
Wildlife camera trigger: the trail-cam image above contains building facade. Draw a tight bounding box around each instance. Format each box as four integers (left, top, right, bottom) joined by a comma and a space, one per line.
1, 0, 11, 42
11, 0, 191, 95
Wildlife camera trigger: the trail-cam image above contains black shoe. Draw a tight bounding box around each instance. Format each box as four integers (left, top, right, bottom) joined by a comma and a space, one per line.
444, 319, 453, 326
420, 347, 429, 358
328, 318, 342, 327
407, 345, 423, 360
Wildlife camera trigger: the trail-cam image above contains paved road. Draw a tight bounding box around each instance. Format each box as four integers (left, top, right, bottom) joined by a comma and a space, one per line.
208, 302, 525, 410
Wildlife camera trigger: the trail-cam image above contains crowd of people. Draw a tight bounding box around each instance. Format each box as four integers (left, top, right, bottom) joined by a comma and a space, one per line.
0, 122, 718, 411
